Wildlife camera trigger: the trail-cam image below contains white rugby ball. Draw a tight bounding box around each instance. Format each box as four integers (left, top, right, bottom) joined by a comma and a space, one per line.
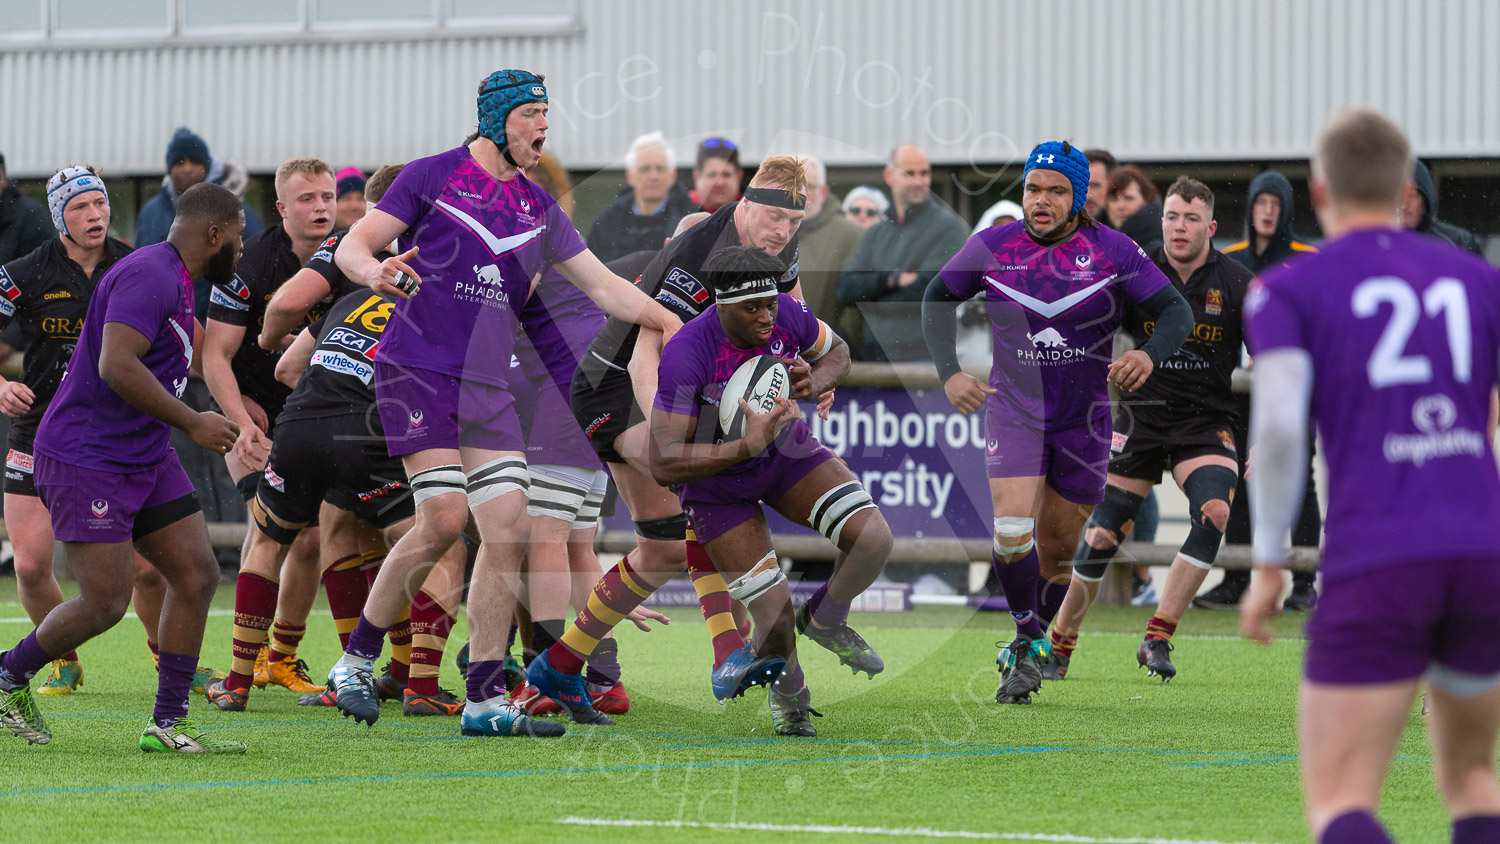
718, 355, 790, 441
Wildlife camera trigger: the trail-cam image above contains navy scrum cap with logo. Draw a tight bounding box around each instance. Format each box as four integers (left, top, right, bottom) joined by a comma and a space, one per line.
477, 69, 548, 149
1023, 140, 1091, 214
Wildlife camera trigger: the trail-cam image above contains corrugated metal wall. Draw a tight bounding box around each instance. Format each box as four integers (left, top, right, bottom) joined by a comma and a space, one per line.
2, 0, 1497, 176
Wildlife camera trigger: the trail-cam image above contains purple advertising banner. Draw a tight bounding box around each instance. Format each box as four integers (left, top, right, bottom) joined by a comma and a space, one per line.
603, 386, 996, 541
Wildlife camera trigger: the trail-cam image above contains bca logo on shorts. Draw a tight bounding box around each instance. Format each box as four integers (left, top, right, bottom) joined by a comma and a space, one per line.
91, 499, 109, 517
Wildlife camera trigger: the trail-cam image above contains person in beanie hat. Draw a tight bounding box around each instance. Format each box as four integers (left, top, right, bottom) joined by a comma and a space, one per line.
334, 167, 367, 231
135, 127, 261, 251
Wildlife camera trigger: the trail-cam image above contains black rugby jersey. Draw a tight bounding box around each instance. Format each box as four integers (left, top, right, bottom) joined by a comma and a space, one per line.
581, 201, 800, 375
208, 224, 345, 419
1121, 247, 1251, 423
0, 236, 132, 437
277, 289, 395, 425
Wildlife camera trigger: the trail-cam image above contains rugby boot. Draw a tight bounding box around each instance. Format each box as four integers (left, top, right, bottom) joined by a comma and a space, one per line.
711, 644, 786, 701
460, 698, 566, 738
795, 604, 883, 677
524, 650, 614, 725
0, 678, 50, 744
265, 655, 324, 694
1136, 636, 1176, 682
589, 682, 631, 715
36, 659, 83, 695
204, 677, 249, 712
329, 660, 381, 726
1040, 651, 1070, 682
508, 681, 563, 716
250, 645, 271, 688
768, 685, 822, 737
995, 636, 1043, 704
140, 720, 246, 754
403, 688, 463, 717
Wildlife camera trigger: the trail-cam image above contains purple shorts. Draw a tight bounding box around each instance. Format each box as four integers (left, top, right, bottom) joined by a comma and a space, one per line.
374, 363, 523, 457
985, 408, 1111, 504
679, 433, 836, 545
517, 374, 600, 472
1305, 556, 1500, 688
35, 450, 199, 543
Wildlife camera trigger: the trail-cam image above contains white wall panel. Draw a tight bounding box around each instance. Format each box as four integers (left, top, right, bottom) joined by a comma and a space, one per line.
2, 0, 1496, 176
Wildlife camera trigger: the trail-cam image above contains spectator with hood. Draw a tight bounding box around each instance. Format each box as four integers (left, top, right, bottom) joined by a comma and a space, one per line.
1223, 169, 1316, 272
135, 127, 262, 249
1400, 159, 1484, 256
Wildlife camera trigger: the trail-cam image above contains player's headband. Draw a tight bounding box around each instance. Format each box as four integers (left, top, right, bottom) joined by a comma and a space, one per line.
47, 166, 107, 235
715, 275, 781, 304
743, 187, 805, 210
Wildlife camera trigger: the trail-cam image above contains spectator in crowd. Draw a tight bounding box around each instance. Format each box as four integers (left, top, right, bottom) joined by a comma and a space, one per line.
135, 127, 262, 250
972, 199, 1023, 234
1401, 159, 1485, 256
333, 167, 366, 232
837, 144, 968, 362
1203, 169, 1321, 612
842, 186, 889, 231
0, 152, 52, 267
794, 156, 865, 355
1084, 148, 1118, 220
586, 132, 699, 264
689, 137, 743, 212
1106, 165, 1163, 252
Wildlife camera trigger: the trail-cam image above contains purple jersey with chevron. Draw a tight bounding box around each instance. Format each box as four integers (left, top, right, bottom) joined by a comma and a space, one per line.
34, 242, 196, 471
941, 221, 1170, 430
655, 294, 826, 476
374, 146, 587, 386
1245, 227, 1500, 578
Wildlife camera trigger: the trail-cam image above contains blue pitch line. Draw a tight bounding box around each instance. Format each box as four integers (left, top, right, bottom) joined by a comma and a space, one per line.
0, 746, 1054, 799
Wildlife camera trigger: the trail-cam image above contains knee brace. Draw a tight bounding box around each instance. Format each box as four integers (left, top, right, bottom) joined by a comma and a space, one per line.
993, 516, 1036, 559
1072, 485, 1145, 582
1179, 464, 1238, 568
466, 456, 528, 510
634, 512, 689, 541
725, 551, 785, 604
526, 464, 595, 522
809, 481, 876, 546
410, 464, 466, 507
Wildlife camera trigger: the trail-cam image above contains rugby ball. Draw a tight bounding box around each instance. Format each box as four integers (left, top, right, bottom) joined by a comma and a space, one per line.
718, 355, 790, 441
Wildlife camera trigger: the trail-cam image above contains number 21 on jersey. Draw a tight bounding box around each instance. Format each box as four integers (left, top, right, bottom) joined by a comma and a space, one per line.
1353, 276, 1471, 388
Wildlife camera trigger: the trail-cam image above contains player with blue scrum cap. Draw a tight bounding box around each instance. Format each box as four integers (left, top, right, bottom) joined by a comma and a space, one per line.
648, 245, 889, 736
924, 140, 1192, 704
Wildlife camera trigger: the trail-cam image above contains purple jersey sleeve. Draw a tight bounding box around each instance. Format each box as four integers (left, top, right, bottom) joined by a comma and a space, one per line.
654, 325, 711, 417
1111, 232, 1171, 304
939, 232, 994, 299
782, 294, 821, 350
542, 202, 587, 266
1243, 277, 1307, 356
102, 262, 176, 341
375, 154, 449, 228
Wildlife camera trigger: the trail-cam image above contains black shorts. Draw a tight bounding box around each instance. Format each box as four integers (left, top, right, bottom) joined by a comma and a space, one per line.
1107, 411, 1239, 481
256, 414, 413, 530
570, 360, 645, 466
4, 425, 38, 497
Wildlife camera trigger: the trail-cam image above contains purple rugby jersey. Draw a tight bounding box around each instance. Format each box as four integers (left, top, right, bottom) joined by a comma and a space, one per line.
520, 266, 605, 395
1246, 227, 1500, 577
374, 146, 587, 387
34, 242, 196, 471
940, 221, 1170, 431
655, 293, 826, 476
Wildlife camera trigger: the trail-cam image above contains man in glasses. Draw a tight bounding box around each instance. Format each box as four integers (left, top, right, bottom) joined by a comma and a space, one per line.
691, 137, 743, 213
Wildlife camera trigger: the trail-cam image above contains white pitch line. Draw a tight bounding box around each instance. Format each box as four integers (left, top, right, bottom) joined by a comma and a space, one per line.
555, 817, 1279, 844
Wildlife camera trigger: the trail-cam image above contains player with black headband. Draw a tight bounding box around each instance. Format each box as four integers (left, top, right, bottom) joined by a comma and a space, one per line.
530, 157, 865, 727
325, 69, 677, 737
648, 245, 889, 736
1043, 176, 1251, 682
0, 167, 221, 696
924, 140, 1192, 705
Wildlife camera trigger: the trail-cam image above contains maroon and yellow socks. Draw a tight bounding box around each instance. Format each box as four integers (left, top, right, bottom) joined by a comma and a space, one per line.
322, 553, 369, 650
0, 632, 54, 689
409, 589, 453, 697
153, 651, 197, 727
1145, 615, 1179, 642
1049, 625, 1079, 659
228, 572, 278, 691
387, 608, 412, 684
687, 540, 744, 668
992, 548, 1043, 639
547, 554, 652, 675
269, 620, 306, 663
